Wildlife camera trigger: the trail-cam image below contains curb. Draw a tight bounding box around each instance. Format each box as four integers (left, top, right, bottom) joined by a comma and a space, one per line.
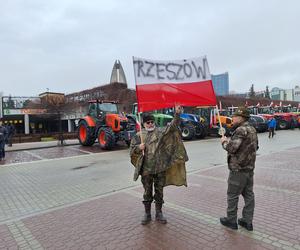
5, 142, 80, 152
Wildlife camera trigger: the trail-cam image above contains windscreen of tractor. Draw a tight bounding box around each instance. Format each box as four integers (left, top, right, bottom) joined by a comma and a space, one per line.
99, 103, 118, 113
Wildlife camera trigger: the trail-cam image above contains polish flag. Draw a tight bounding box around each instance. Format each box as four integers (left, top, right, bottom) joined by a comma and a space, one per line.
133, 56, 217, 112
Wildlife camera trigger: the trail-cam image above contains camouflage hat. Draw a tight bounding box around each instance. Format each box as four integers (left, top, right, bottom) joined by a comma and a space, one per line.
232, 107, 250, 119
142, 113, 155, 123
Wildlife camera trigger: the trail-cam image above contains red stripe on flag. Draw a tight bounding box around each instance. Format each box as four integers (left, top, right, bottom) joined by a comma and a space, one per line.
136, 80, 216, 112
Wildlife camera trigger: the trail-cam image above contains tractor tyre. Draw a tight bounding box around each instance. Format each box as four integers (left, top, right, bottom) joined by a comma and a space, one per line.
278, 120, 288, 130
78, 120, 96, 146
181, 124, 195, 140
195, 124, 206, 139
98, 127, 116, 150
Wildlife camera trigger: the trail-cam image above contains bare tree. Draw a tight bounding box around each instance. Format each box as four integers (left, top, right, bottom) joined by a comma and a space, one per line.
41, 93, 66, 145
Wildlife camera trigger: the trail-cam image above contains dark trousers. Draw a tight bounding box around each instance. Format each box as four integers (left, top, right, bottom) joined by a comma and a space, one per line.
0, 143, 5, 159
268, 128, 275, 138
141, 172, 166, 204
227, 171, 255, 223
7, 135, 13, 146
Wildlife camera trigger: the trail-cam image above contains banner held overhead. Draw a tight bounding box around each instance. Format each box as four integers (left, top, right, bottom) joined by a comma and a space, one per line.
133, 56, 217, 112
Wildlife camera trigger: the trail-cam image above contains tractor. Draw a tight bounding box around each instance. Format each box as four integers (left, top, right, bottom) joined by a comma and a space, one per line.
196, 107, 233, 136
77, 100, 136, 149
127, 103, 173, 128
154, 107, 208, 140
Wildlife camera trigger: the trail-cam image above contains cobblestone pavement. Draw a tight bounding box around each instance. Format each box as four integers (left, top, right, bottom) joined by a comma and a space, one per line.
0, 144, 128, 166
0, 131, 300, 249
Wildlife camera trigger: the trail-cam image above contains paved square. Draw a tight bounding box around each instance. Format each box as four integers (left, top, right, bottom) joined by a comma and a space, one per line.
0, 144, 300, 249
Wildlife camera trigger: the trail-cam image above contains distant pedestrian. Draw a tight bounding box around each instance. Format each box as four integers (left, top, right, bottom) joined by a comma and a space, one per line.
0, 121, 8, 161
220, 107, 259, 231
267, 117, 276, 138
6, 122, 15, 146
130, 105, 188, 225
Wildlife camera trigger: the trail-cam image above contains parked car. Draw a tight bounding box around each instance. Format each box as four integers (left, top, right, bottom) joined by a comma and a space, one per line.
248, 115, 268, 133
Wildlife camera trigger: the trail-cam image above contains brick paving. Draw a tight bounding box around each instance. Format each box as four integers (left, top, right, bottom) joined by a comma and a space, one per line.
0, 224, 19, 250
0, 147, 300, 249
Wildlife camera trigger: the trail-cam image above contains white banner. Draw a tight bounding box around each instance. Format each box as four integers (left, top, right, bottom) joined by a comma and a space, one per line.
133, 56, 211, 85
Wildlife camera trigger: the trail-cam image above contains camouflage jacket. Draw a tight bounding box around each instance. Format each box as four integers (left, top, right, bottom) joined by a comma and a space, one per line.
222, 121, 258, 171
130, 113, 188, 184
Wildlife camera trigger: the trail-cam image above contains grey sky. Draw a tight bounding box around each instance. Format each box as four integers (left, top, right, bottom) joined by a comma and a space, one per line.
1, 0, 300, 96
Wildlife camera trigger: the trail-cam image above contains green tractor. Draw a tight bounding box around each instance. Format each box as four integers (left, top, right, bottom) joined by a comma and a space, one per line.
77, 100, 136, 149
127, 103, 173, 128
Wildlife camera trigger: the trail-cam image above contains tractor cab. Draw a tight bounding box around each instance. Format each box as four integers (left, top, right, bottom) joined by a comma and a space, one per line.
88, 100, 118, 117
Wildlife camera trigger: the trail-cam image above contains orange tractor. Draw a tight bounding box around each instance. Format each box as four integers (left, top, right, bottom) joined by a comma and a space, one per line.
77, 100, 136, 149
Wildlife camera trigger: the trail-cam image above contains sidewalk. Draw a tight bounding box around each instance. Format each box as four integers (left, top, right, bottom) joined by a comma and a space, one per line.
1, 147, 299, 249
5, 139, 79, 152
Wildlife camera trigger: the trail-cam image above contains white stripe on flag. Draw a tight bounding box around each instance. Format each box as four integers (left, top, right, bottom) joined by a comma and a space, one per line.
133, 56, 211, 85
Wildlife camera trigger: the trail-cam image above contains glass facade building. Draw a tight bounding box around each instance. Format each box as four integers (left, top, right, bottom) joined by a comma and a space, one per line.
211, 72, 229, 96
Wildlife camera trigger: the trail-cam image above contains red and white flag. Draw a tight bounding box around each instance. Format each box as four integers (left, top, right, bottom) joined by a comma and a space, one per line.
270, 101, 274, 107
133, 56, 217, 112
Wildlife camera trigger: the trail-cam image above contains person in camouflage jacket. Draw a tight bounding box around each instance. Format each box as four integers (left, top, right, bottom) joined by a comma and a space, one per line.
220, 107, 258, 231
130, 105, 188, 225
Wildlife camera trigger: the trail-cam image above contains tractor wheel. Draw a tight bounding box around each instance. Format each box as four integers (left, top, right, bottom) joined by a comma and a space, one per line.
181, 124, 195, 140
195, 124, 206, 139
78, 120, 96, 146
278, 120, 288, 130
98, 127, 116, 150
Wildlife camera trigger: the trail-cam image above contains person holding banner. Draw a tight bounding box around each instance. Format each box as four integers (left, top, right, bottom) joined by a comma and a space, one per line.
130, 105, 188, 225
220, 107, 258, 231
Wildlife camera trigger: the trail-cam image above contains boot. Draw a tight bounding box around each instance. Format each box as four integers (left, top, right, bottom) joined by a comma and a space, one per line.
220, 217, 238, 230
238, 218, 253, 231
141, 202, 151, 225
155, 203, 167, 224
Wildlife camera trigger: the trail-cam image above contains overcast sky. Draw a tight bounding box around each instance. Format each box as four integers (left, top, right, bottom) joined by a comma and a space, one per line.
1, 0, 300, 96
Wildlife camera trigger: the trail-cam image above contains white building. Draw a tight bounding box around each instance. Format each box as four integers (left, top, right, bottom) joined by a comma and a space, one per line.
270, 87, 294, 101
294, 85, 300, 102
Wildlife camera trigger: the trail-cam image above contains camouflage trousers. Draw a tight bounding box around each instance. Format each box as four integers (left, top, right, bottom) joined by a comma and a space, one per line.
141, 172, 166, 204
227, 171, 255, 223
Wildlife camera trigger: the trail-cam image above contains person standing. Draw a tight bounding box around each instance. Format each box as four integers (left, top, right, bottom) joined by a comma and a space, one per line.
130, 105, 188, 225
0, 121, 8, 161
220, 107, 258, 231
267, 117, 276, 138
6, 122, 15, 146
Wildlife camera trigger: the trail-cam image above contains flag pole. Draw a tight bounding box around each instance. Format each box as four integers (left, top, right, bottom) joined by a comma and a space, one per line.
137, 112, 145, 156
132, 56, 145, 154
138, 112, 144, 143
215, 105, 224, 137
